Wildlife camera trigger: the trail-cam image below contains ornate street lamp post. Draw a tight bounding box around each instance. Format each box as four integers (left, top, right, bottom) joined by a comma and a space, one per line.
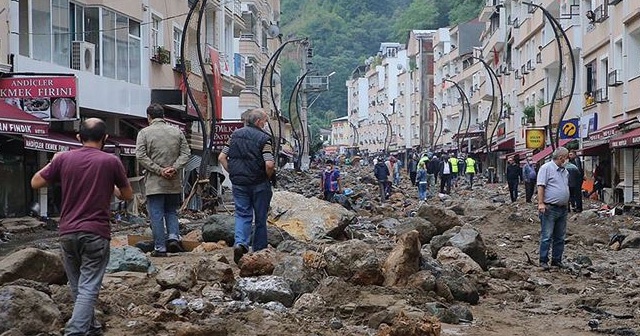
430, 101, 443, 149
443, 79, 471, 151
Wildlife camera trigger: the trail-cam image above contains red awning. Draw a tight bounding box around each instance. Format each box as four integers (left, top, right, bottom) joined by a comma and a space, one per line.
578, 143, 609, 156
530, 139, 571, 163
587, 117, 638, 142
491, 137, 515, 151
452, 130, 484, 140
500, 148, 533, 160
610, 127, 640, 148
0, 100, 49, 135
23, 132, 115, 153
108, 136, 136, 156
124, 118, 186, 133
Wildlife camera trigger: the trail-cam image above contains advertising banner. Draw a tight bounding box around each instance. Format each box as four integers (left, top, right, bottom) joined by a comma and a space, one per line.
526, 129, 546, 149
559, 118, 580, 139
0, 76, 78, 121
211, 121, 243, 147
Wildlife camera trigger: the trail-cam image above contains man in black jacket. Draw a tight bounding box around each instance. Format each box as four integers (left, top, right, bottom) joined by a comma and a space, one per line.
427, 155, 441, 196
506, 157, 521, 202
374, 157, 390, 202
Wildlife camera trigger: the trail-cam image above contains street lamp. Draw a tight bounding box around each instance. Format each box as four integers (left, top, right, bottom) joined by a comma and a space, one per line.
379, 108, 393, 154
430, 101, 443, 149
287, 70, 311, 171
443, 78, 471, 152
523, 1, 576, 150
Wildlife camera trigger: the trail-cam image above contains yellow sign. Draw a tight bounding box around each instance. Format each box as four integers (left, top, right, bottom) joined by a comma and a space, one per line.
526, 129, 546, 149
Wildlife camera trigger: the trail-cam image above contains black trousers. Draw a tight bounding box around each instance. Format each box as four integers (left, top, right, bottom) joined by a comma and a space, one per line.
569, 186, 583, 211
410, 172, 417, 186
440, 174, 451, 193
508, 179, 519, 202
525, 181, 535, 202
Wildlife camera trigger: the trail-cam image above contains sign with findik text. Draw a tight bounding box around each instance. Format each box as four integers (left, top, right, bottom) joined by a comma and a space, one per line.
211, 121, 243, 147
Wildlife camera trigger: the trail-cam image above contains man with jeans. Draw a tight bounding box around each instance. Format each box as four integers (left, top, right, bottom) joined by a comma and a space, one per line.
219, 108, 275, 264
136, 104, 191, 257
537, 147, 570, 270
31, 118, 133, 335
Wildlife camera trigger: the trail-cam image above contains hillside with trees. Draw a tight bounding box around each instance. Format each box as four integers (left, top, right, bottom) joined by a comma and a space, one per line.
278, 0, 484, 147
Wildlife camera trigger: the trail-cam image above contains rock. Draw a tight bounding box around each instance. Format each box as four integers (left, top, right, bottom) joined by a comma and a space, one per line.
488, 267, 525, 281
195, 258, 234, 283
269, 191, 356, 241
233, 275, 294, 307
329, 317, 343, 330
0, 285, 61, 334
437, 246, 483, 274
324, 240, 384, 285
435, 278, 455, 302
449, 304, 474, 322
156, 263, 197, 291
382, 230, 421, 287
0, 329, 25, 336
0, 248, 66, 285
424, 302, 459, 324
420, 248, 445, 275
527, 276, 553, 287
377, 218, 401, 234
376, 311, 442, 336
620, 230, 640, 249
276, 240, 310, 255
273, 255, 324, 296
172, 320, 228, 336
440, 268, 479, 304
448, 224, 487, 270
397, 217, 438, 245
266, 226, 295, 248
106, 246, 152, 273
573, 255, 593, 266
239, 248, 276, 277
158, 289, 181, 306
416, 204, 462, 235
576, 209, 599, 220
184, 229, 203, 242
262, 301, 288, 313
293, 293, 326, 312
407, 271, 437, 292
191, 242, 227, 253
202, 215, 235, 246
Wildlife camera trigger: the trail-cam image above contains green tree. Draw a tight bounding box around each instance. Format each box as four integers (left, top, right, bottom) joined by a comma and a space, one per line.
449, 0, 484, 25
391, 0, 440, 42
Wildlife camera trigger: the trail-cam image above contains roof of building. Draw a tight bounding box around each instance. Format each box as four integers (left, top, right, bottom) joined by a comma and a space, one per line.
331, 116, 349, 122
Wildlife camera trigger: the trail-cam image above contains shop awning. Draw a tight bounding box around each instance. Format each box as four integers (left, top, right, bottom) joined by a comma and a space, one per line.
108, 136, 136, 156
0, 101, 49, 135
587, 117, 638, 142
578, 143, 609, 156
452, 130, 484, 140
530, 139, 571, 163
491, 137, 515, 151
610, 127, 640, 148
473, 145, 486, 154
23, 132, 115, 153
500, 148, 533, 160
124, 118, 186, 133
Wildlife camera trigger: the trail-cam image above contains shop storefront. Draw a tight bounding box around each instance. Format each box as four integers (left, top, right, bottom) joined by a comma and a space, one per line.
609, 126, 640, 204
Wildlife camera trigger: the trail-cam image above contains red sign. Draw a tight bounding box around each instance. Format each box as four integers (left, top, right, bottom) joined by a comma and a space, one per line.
0, 119, 48, 135
211, 121, 243, 146
0, 76, 78, 121
208, 47, 223, 121
610, 128, 640, 148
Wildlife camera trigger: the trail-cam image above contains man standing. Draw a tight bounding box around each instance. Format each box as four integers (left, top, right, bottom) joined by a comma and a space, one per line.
568, 150, 584, 212
408, 154, 418, 186
439, 154, 453, 194
464, 154, 478, 189
448, 154, 459, 189
426, 154, 440, 196
136, 104, 191, 257
522, 157, 537, 203
31, 118, 133, 335
506, 157, 521, 202
219, 108, 275, 264
537, 147, 570, 270
320, 158, 341, 202
374, 156, 390, 202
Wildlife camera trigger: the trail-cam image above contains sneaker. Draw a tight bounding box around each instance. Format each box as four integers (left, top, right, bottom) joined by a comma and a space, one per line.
551, 260, 565, 269
167, 240, 185, 253
233, 245, 248, 264
150, 250, 167, 257
540, 261, 550, 271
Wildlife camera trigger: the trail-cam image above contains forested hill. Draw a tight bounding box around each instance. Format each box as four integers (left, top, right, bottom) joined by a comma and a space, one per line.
278, 0, 484, 145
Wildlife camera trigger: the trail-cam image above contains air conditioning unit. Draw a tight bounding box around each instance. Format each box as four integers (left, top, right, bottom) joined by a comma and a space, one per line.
607, 69, 622, 87
594, 88, 608, 102
72, 41, 95, 73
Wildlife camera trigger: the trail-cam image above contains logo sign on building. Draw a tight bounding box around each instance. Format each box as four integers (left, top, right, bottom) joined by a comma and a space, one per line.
496, 122, 506, 139
526, 129, 546, 149
0, 76, 78, 121
210, 121, 243, 147
559, 118, 580, 139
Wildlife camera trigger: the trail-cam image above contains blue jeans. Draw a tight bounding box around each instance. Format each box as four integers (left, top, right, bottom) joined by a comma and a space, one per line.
60, 232, 110, 336
418, 182, 428, 200
539, 204, 568, 263
147, 194, 181, 253
233, 181, 273, 252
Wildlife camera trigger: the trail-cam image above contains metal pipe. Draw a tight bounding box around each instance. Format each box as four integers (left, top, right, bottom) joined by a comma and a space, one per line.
444, 79, 469, 151
431, 101, 443, 149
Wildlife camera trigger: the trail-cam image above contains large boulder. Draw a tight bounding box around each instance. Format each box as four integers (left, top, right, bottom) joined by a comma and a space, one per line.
106, 246, 152, 273
429, 226, 462, 258
0, 286, 61, 334
201, 214, 302, 248
620, 229, 640, 249
323, 240, 384, 286
156, 263, 197, 291
436, 246, 483, 274
195, 257, 234, 283
232, 275, 294, 307
269, 191, 356, 241
462, 198, 496, 216
273, 255, 324, 297
416, 205, 462, 235
239, 248, 276, 277
448, 224, 487, 270
0, 248, 66, 285
382, 230, 421, 287
440, 267, 479, 305
397, 218, 438, 245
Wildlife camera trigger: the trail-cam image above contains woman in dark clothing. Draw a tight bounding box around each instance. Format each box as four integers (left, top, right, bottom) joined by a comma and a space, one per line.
506, 157, 521, 202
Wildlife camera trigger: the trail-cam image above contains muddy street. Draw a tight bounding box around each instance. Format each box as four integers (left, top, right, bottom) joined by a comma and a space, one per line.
0, 165, 639, 336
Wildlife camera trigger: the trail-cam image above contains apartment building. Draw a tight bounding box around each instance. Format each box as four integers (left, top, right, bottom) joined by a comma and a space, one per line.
0, 0, 285, 217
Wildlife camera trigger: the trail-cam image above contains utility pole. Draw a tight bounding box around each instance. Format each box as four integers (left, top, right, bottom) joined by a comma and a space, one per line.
299, 40, 311, 170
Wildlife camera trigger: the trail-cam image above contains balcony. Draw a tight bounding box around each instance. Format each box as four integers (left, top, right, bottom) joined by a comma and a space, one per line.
479, 0, 501, 22
483, 24, 506, 53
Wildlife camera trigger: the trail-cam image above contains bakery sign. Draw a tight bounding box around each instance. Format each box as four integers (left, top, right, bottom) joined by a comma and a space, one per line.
0, 76, 78, 121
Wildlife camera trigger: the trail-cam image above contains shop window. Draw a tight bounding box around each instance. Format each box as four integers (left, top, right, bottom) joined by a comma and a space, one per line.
585, 60, 597, 95
173, 25, 183, 67
33, 0, 52, 62
151, 14, 162, 51
628, 29, 640, 79
52, 0, 70, 67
